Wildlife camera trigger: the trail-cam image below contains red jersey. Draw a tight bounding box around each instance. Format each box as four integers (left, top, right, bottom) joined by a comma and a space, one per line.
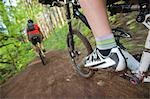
27, 24, 41, 35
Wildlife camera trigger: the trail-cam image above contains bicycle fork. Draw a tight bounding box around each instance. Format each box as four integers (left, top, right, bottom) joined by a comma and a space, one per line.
65, 3, 76, 58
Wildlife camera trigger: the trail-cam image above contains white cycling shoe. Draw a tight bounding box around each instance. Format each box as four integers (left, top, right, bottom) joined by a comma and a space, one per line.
84, 47, 126, 71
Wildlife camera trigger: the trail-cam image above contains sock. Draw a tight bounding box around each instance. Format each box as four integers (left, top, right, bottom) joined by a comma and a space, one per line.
96, 34, 117, 56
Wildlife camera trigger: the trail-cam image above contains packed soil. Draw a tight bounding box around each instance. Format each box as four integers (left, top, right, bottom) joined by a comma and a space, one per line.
0, 51, 149, 99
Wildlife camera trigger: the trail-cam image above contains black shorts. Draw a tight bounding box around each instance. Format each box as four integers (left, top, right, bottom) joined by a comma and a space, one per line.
29, 34, 43, 45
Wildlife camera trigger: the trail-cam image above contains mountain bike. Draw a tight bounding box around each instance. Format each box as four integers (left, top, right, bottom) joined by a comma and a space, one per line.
39, 0, 150, 84
31, 36, 46, 65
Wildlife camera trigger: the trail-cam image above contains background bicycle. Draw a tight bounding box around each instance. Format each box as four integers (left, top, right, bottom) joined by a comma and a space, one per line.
31, 36, 46, 65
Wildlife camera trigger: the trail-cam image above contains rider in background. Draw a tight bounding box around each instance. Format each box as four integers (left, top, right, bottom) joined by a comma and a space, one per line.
26, 19, 46, 54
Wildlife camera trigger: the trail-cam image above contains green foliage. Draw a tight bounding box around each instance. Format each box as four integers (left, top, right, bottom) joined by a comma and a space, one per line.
43, 19, 91, 51
44, 25, 68, 50
0, 0, 44, 84
0, 36, 35, 84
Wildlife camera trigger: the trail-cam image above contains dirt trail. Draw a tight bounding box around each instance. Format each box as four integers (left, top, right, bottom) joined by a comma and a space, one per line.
1, 51, 150, 99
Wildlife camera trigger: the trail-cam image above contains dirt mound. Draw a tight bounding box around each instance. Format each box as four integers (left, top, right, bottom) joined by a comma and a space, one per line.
1, 51, 149, 99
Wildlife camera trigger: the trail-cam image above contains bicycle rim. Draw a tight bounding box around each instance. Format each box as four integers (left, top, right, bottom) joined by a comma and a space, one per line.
39, 51, 46, 65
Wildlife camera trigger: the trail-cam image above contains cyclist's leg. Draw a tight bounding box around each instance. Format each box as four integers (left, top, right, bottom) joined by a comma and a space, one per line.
79, 0, 111, 37
79, 0, 126, 71
40, 43, 46, 52
32, 45, 39, 56
29, 34, 39, 56
36, 33, 46, 52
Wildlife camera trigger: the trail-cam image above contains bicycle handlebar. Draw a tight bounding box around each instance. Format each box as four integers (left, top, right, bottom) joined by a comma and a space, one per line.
108, 4, 140, 15
108, 2, 149, 23
48, 1, 148, 14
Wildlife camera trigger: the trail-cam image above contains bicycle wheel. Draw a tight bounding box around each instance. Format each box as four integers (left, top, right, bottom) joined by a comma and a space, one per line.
37, 43, 46, 65
67, 30, 94, 78
39, 50, 46, 65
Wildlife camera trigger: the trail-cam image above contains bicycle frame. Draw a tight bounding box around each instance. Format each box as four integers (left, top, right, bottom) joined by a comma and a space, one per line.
66, 3, 92, 60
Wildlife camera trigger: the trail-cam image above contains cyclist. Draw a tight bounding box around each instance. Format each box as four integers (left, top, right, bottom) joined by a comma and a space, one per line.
26, 19, 46, 54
